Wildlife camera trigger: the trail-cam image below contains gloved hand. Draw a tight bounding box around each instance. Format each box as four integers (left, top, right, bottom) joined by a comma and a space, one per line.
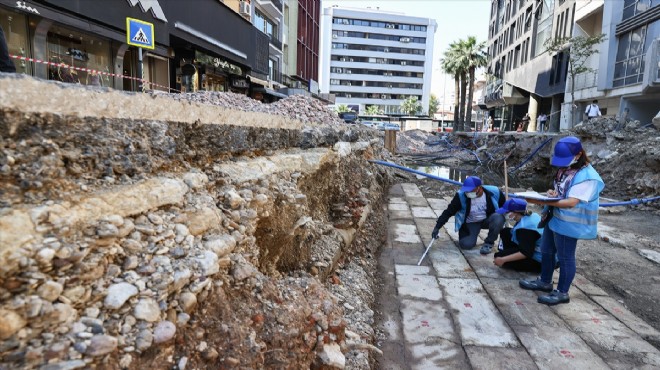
431, 226, 440, 239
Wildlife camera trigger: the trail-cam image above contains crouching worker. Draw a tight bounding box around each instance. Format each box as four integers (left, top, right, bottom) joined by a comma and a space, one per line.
431, 176, 506, 254
493, 198, 544, 272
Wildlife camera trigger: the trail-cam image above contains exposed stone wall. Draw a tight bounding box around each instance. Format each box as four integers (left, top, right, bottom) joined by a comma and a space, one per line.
0, 76, 393, 369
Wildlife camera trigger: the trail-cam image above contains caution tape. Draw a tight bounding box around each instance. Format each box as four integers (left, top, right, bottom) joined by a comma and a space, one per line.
9, 54, 179, 93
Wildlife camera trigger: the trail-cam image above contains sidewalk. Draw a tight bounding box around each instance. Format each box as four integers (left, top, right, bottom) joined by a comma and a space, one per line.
375, 183, 660, 370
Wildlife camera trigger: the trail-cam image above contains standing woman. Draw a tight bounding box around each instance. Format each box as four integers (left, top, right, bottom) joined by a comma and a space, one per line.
493, 198, 544, 272
519, 136, 604, 305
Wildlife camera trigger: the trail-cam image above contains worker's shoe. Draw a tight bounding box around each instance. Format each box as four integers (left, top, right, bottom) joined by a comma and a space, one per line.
479, 243, 494, 255
519, 278, 553, 292
537, 290, 570, 306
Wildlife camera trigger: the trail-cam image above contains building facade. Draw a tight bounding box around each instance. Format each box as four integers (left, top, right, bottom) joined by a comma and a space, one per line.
484, 0, 576, 131
319, 6, 437, 115
0, 0, 269, 96
562, 0, 660, 128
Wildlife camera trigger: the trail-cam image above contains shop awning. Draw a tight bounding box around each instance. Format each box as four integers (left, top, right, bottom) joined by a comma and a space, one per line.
253, 87, 287, 99
248, 75, 270, 88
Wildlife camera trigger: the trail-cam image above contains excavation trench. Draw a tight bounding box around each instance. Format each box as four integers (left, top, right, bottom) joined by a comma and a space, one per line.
0, 76, 395, 369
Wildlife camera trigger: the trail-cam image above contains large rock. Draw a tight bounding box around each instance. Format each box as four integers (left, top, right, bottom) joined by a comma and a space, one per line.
196, 251, 219, 276
0, 309, 26, 340
134, 298, 161, 322
186, 206, 222, 236
85, 335, 118, 356
37, 281, 64, 302
318, 343, 345, 369
203, 234, 236, 258
104, 283, 138, 309
153, 321, 176, 344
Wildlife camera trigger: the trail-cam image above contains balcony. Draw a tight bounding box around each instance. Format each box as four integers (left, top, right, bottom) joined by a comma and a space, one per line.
568, 71, 598, 91
269, 34, 283, 50
256, 0, 283, 19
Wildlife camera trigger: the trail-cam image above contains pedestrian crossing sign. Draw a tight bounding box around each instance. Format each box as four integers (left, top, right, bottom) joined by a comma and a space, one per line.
126, 17, 155, 49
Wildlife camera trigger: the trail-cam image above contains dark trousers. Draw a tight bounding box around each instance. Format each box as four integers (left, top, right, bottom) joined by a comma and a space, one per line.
0, 25, 16, 73
495, 228, 541, 272
458, 213, 505, 249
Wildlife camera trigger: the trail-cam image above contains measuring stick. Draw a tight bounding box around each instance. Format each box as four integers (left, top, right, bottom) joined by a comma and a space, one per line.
417, 238, 436, 266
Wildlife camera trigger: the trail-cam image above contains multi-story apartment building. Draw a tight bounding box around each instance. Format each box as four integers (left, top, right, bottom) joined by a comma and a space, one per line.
562, 0, 660, 128
319, 6, 437, 115
283, 0, 320, 87
484, 0, 576, 131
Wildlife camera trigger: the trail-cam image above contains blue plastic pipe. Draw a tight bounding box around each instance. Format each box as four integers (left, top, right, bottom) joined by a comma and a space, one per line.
371, 161, 659, 208
509, 138, 553, 173
370, 160, 464, 186
601, 196, 660, 207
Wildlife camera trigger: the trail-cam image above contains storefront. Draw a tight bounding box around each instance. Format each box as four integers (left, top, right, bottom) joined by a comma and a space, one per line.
0, 0, 170, 91
173, 47, 249, 94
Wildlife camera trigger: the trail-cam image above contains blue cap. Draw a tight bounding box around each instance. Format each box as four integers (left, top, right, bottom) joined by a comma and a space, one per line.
460, 176, 482, 192
551, 136, 582, 167
496, 198, 528, 214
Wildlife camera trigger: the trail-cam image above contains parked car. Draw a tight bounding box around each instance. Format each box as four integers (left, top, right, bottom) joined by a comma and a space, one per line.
377, 122, 400, 131
338, 111, 358, 123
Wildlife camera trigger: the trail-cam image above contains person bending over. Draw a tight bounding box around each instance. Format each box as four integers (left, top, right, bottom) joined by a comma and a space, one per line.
493, 198, 545, 272
431, 176, 505, 254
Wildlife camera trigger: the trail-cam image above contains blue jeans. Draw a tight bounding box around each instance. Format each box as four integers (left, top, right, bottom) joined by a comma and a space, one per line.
539, 227, 577, 293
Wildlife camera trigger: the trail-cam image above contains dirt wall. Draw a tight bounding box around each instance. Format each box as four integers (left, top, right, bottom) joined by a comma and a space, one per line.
0, 76, 393, 369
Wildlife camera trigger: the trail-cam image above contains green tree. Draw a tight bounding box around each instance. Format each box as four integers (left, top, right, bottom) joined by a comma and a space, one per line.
401, 96, 422, 116
364, 105, 382, 115
335, 104, 351, 113
545, 34, 607, 129
441, 43, 462, 131
457, 36, 487, 128
428, 94, 440, 117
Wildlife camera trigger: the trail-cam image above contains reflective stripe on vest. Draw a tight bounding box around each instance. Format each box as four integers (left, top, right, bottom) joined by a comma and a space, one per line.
549, 165, 605, 239
511, 213, 543, 263
455, 185, 501, 231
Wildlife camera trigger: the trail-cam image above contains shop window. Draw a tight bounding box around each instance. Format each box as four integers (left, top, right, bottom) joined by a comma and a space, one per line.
46, 24, 112, 86
0, 8, 30, 74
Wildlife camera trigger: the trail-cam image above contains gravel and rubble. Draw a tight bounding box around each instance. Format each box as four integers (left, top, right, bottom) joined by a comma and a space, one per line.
160, 91, 346, 126
1, 76, 396, 369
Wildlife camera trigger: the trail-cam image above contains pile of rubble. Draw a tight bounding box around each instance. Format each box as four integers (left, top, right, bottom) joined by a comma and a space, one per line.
160, 91, 345, 126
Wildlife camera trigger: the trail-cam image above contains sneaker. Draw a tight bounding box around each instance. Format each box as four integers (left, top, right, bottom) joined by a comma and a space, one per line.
537, 290, 570, 306
519, 278, 553, 292
479, 244, 493, 255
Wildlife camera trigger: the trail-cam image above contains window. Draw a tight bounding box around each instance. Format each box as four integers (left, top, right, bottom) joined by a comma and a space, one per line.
622, 0, 652, 21
255, 10, 278, 40
613, 25, 648, 87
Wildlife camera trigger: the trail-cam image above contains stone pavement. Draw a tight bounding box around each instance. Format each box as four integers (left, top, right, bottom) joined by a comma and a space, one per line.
375, 183, 660, 370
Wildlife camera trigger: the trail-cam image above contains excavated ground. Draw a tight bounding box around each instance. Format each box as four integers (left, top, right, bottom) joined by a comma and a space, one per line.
1, 73, 659, 369
0, 75, 396, 370
395, 125, 660, 352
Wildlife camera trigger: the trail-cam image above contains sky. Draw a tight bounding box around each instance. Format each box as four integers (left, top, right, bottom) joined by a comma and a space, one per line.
321, 0, 491, 106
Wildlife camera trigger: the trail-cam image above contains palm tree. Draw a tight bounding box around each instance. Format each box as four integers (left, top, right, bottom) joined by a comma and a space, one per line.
451, 40, 471, 131
441, 44, 462, 131
460, 37, 487, 128
364, 105, 382, 115
335, 104, 351, 113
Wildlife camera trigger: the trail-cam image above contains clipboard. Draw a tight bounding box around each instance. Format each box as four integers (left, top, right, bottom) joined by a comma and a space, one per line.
511, 191, 561, 201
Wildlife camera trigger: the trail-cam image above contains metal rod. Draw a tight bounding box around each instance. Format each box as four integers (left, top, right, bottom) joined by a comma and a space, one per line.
417, 238, 436, 266
504, 160, 509, 199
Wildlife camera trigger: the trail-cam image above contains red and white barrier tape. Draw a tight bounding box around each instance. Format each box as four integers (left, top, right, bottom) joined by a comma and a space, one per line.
9, 54, 179, 93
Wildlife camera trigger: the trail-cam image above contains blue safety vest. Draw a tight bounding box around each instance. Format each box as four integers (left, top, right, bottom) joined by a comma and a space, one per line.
549, 165, 604, 239
455, 185, 501, 231
511, 213, 543, 263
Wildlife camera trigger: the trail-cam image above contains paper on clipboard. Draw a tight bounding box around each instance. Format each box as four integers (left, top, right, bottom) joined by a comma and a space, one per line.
511, 191, 561, 201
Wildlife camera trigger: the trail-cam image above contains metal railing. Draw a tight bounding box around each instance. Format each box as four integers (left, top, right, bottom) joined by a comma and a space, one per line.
271, 0, 283, 11
269, 34, 283, 50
